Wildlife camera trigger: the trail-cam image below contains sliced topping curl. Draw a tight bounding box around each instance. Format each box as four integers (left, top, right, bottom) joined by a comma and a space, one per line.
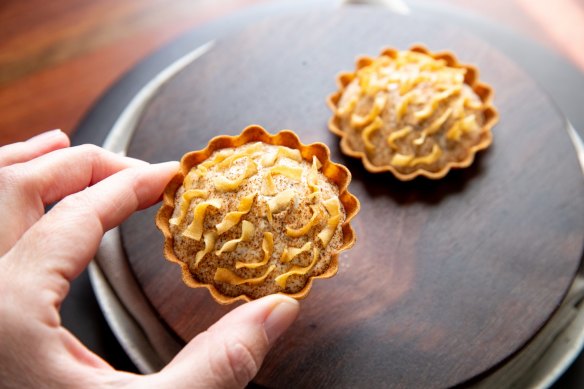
414, 86, 461, 121
362, 116, 383, 152
170, 189, 209, 226
286, 205, 321, 237
213, 158, 257, 191
215, 193, 256, 235
214, 265, 275, 285
351, 93, 387, 128
318, 197, 341, 247
280, 242, 312, 263
262, 146, 303, 167
194, 231, 216, 266
267, 189, 295, 222
275, 247, 320, 288
217, 143, 263, 169
182, 199, 222, 241
387, 126, 412, 150
236, 232, 274, 269
263, 165, 303, 195
215, 220, 255, 256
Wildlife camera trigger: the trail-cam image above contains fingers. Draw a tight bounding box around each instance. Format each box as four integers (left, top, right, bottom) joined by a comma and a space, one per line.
0, 145, 148, 256
155, 295, 299, 389
4, 161, 178, 309
0, 129, 70, 168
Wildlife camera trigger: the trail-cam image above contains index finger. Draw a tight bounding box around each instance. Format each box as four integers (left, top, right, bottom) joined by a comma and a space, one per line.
0, 129, 70, 168
0, 144, 147, 256
3, 161, 178, 317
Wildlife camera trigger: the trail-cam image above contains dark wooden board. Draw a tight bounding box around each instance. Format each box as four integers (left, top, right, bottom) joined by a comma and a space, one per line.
121, 8, 584, 388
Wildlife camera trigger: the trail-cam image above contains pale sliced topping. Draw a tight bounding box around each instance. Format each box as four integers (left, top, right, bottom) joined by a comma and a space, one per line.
184, 171, 197, 189
263, 165, 304, 196
183, 198, 222, 241
236, 232, 273, 269
184, 165, 207, 188
390, 153, 415, 167
311, 155, 323, 170
366, 75, 389, 96
286, 205, 321, 237
421, 108, 452, 136
213, 158, 257, 192
307, 156, 322, 201
318, 197, 341, 247
261, 150, 279, 167
362, 116, 383, 152
411, 144, 442, 166
414, 86, 461, 121
460, 114, 479, 133
396, 90, 418, 121
267, 189, 295, 222
170, 189, 209, 226
194, 231, 217, 266
215, 193, 256, 235
278, 146, 303, 162
351, 93, 387, 128
413, 134, 426, 146
261, 146, 303, 167
275, 247, 320, 288
419, 58, 446, 71
214, 265, 275, 285
201, 149, 234, 169
215, 220, 255, 256
391, 144, 442, 167
270, 165, 303, 180
464, 97, 483, 110
263, 171, 277, 195
446, 120, 463, 141
337, 95, 358, 116
399, 71, 427, 95
217, 142, 263, 169
387, 126, 413, 150
452, 97, 466, 120
446, 114, 479, 141
280, 242, 312, 263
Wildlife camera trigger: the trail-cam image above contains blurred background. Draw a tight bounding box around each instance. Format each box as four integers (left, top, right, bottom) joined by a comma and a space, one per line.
1, 0, 583, 145
1, 0, 583, 387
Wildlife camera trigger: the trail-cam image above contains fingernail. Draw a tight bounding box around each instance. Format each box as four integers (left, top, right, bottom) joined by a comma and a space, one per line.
264, 296, 300, 345
27, 129, 63, 144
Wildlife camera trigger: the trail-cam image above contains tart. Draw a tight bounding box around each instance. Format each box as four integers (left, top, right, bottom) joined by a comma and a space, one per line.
328, 45, 498, 180
156, 125, 359, 304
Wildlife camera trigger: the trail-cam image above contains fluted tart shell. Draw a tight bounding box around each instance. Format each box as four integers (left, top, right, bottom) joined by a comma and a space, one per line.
156, 125, 360, 304
327, 44, 498, 180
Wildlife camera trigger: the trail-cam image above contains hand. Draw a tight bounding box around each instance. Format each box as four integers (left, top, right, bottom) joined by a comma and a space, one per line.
0, 130, 300, 388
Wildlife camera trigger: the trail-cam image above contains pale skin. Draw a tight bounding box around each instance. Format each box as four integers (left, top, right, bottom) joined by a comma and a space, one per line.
0, 129, 299, 388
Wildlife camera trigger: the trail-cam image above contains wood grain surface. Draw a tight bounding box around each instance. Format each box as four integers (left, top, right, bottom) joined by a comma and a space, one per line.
119, 9, 584, 388
0, 0, 264, 145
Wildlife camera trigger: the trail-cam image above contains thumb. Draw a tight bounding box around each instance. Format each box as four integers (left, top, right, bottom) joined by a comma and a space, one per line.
154, 295, 299, 389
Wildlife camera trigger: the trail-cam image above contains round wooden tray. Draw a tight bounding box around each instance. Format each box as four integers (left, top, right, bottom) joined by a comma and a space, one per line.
120, 8, 584, 388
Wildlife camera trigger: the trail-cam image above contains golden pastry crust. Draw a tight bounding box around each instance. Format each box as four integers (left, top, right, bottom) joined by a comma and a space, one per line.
327, 45, 499, 180
156, 125, 360, 304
